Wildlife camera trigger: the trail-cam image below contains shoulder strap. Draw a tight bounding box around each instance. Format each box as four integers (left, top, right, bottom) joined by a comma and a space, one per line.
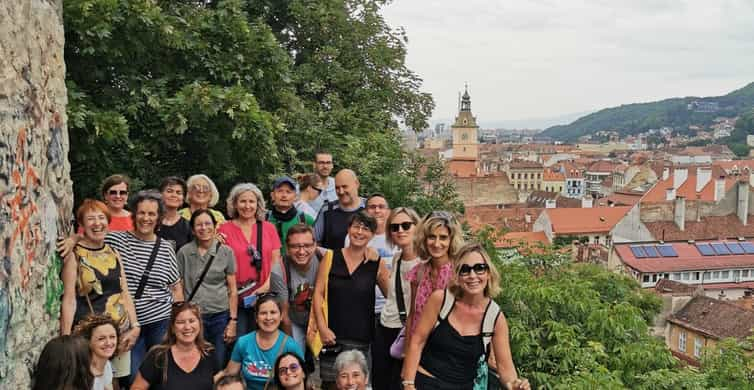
394, 253, 407, 324
256, 221, 263, 256
481, 300, 501, 358
187, 241, 222, 302
265, 334, 290, 389
434, 289, 455, 330
285, 255, 293, 300
135, 237, 162, 300
298, 211, 306, 224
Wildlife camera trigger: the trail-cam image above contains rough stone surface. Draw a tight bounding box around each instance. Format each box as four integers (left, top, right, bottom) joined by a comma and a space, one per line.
0, 0, 71, 387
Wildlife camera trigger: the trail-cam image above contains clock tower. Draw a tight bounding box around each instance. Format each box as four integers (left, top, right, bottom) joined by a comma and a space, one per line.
449, 85, 479, 176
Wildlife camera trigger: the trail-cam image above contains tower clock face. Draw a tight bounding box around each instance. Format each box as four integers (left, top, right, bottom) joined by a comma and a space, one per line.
463, 119, 468, 125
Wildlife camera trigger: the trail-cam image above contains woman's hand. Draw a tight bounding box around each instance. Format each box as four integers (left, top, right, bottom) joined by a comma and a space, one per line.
506, 378, 530, 390
224, 320, 237, 343
321, 327, 337, 345
119, 327, 140, 352
57, 235, 80, 259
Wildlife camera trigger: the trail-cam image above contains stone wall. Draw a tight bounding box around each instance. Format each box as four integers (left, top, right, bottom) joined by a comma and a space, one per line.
0, 0, 71, 388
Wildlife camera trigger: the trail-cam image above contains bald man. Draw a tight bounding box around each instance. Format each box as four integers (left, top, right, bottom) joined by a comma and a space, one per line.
313, 169, 366, 249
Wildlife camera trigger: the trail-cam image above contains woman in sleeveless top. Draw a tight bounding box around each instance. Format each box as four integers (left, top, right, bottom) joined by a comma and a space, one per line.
402, 243, 529, 390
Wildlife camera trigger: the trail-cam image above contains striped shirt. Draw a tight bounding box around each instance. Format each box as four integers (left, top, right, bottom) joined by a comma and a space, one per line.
105, 232, 179, 325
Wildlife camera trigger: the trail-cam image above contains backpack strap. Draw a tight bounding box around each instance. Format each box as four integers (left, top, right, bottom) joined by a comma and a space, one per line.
434, 289, 455, 330
481, 299, 501, 358
298, 211, 306, 224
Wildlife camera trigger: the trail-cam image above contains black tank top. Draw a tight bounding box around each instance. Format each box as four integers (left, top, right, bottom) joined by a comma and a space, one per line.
420, 306, 483, 386
327, 249, 378, 342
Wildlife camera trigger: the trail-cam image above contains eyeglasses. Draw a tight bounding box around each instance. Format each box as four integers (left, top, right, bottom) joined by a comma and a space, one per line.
288, 243, 316, 251
108, 190, 128, 197
458, 263, 490, 277
350, 223, 373, 233
389, 222, 414, 233
278, 362, 301, 376
191, 184, 210, 193
367, 204, 388, 211
316, 161, 333, 165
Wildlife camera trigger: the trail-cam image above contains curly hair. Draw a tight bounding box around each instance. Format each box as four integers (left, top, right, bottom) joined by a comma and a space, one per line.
73, 314, 121, 355
414, 211, 465, 262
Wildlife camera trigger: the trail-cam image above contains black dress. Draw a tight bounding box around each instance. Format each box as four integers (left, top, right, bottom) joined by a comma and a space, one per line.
139, 348, 218, 390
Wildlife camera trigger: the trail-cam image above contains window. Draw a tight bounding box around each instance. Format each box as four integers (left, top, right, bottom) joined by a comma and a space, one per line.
642, 275, 650, 283
678, 330, 687, 352
703, 271, 710, 280
682, 272, 690, 281
672, 273, 681, 280
712, 271, 720, 280
733, 270, 740, 280
694, 337, 703, 358
693, 272, 700, 281
721, 270, 729, 279
743, 270, 750, 278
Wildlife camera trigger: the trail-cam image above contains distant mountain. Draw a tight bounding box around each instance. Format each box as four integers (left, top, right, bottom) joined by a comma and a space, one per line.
540, 82, 754, 141
430, 111, 593, 131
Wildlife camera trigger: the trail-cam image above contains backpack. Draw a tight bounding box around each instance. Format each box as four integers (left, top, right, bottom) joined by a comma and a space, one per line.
436, 289, 501, 390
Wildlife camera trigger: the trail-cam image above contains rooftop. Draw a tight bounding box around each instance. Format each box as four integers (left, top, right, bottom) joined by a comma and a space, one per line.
644, 214, 754, 241
615, 239, 754, 273
668, 295, 754, 340
540, 206, 631, 234
509, 160, 544, 169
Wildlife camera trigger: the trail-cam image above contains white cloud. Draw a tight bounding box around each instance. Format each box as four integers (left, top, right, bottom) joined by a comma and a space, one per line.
382, 0, 754, 127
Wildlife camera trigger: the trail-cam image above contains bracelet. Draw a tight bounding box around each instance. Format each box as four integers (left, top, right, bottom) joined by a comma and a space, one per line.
229, 317, 237, 321
132, 322, 141, 328
401, 380, 415, 388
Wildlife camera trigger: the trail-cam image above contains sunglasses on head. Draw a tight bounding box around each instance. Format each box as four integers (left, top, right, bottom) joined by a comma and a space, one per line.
458, 262, 490, 276
428, 210, 455, 224
389, 221, 414, 233
171, 301, 199, 309
108, 190, 128, 196
278, 362, 301, 376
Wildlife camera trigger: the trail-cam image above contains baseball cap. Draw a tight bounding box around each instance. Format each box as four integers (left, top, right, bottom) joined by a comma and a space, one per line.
273, 176, 298, 191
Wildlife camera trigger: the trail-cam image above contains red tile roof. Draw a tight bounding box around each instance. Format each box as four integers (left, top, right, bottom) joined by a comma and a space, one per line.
615, 240, 754, 273
543, 170, 565, 181
641, 166, 737, 203
644, 214, 754, 241
509, 160, 543, 169
463, 206, 543, 233
496, 231, 549, 249
541, 206, 631, 234
668, 296, 754, 340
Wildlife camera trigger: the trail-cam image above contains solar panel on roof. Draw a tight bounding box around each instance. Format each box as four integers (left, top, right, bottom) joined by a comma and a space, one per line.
696, 243, 715, 256
630, 246, 646, 258
742, 242, 754, 254
726, 242, 744, 254
643, 245, 659, 257
711, 242, 731, 255
657, 244, 678, 257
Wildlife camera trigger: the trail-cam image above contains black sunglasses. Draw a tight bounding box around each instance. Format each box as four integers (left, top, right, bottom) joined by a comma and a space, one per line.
427, 210, 455, 224
389, 222, 414, 233
108, 190, 128, 196
171, 301, 199, 309
458, 262, 490, 276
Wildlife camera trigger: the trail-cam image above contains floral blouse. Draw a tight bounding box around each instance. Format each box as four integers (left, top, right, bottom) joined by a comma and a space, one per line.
406, 261, 454, 335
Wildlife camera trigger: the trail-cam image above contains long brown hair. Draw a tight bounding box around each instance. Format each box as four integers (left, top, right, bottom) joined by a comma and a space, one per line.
150, 302, 213, 383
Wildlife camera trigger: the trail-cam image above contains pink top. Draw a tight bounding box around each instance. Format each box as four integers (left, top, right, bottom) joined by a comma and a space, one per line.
218, 221, 281, 288
406, 261, 454, 335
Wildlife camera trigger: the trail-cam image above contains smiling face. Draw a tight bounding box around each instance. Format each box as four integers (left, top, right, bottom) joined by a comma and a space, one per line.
277, 354, 304, 388
81, 209, 109, 244
272, 184, 296, 211
389, 213, 415, 249
134, 199, 160, 237
334, 172, 359, 208
347, 221, 375, 248
161, 184, 184, 210
235, 191, 258, 221
105, 182, 128, 212
189, 179, 211, 208
89, 323, 117, 361
425, 225, 450, 261
173, 308, 201, 345
256, 299, 282, 333
287, 231, 316, 267
192, 212, 215, 243
456, 250, 490, 296
336, 363, 367, 390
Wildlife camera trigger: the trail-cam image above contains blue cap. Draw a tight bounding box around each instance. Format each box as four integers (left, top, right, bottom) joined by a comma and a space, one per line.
272, 176, 297, 191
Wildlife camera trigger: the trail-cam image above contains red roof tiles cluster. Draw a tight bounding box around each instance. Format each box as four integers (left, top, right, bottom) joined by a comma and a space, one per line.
668, 295, 754, 340
541, 206, 631, 235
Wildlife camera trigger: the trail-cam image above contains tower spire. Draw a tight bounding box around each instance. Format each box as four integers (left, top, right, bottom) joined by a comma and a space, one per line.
460, 83, 471, 112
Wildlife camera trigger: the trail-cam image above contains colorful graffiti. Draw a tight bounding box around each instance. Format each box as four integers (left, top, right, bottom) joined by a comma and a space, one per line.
44, 252, 63, 317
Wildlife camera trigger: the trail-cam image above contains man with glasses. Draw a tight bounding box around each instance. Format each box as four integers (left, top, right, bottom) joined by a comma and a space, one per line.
310, 150, 337, 213
313, 169, 366, 250
270, 224, 323, 352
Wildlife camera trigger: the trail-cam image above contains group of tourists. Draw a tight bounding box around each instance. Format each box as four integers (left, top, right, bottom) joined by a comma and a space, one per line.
35, 150, 529, 390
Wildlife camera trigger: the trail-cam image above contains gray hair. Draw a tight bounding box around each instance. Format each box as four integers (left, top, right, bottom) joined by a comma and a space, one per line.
129, 190, 165, 233
186, 174, 220, 207
334, 350, 369, 382
226, 183, 266, 221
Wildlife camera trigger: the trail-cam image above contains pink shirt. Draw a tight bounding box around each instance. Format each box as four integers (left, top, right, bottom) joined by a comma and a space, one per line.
406, 261, 453, 335
218, 221, 281, 288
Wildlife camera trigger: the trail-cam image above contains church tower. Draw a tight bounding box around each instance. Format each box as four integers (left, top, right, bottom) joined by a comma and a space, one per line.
449, 84, 479, 176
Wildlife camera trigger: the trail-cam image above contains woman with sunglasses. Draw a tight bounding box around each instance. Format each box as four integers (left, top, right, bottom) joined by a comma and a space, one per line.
271, 352, 312, 390
60, 199, 140, 385
101, 174, 134, 231
402, 244, 530, 390
178, 174, 225, 224
217, 294, 303, 390
296, 173, 322, 219
131, 301, 218, 390
312, 210, 390, 390
402, 212, 465, 355
372, 207, 421, 390
177, 209, 238, 369
218, 183, 282, 336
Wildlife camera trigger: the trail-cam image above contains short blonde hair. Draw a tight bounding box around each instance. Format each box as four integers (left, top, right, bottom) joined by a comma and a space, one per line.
414, 211, 465, 262
385, 207, 421, 248
226, 183, 266, 221
186, 174, 220, 207
448, 242, 501, 298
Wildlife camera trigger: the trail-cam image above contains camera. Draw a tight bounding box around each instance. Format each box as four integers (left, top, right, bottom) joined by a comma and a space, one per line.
248, 245, 263, 271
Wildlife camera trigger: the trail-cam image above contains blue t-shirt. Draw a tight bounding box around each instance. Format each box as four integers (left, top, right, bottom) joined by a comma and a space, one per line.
230, 331, 303, 389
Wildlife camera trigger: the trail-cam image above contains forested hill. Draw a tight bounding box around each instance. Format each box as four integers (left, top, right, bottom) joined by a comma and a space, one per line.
541, 82, 754, 141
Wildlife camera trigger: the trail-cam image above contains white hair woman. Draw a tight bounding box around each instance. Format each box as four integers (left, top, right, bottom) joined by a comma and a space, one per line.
178, 174, 225, 223
218, 183, 282, 336
335, 350, 369, 390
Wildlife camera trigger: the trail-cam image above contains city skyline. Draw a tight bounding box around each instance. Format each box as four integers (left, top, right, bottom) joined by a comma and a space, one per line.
382, 0, 754, 128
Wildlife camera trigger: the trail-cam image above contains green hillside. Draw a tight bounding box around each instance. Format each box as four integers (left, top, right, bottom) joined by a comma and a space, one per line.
541, 82, 754, 141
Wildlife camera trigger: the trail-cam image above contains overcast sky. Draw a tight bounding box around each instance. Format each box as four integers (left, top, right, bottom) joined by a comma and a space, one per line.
381, 0, 754, 128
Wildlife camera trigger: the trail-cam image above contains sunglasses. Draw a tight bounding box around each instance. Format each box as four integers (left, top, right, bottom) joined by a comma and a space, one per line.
108, 190, 128, 196
389, 222, 414, 233
428, 210, 455, 224
278, 362, 301, 376
458, 262, 490, 276
171, 301, 199, 309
